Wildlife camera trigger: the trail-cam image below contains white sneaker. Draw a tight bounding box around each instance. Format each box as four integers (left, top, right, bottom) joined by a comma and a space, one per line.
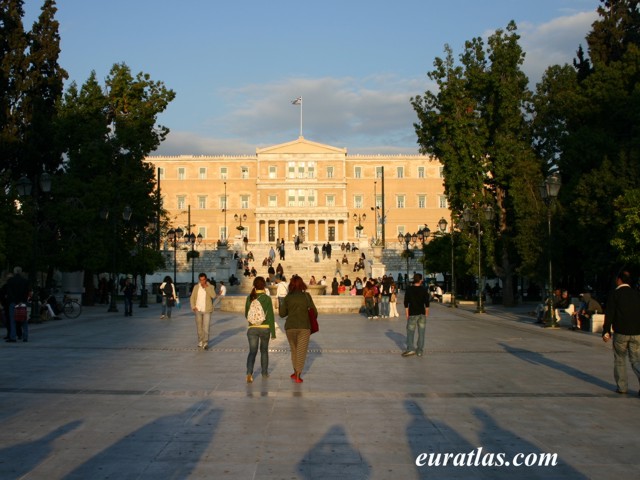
160, 315, 165, 319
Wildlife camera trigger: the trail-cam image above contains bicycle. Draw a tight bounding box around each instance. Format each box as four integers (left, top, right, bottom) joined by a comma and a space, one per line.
62, 295, 82, 319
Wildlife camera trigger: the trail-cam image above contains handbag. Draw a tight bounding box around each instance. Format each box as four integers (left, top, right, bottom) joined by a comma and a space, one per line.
305, 292, 319, 334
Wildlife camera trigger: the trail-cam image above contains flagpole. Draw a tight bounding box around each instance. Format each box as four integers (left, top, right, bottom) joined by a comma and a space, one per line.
292, 97, 303, 137
299, 97, 303, 137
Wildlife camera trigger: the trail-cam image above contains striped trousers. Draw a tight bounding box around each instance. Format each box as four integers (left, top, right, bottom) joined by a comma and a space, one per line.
286, 328, 311, 374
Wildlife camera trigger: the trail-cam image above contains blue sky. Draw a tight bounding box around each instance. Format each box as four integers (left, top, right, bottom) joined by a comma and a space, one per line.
24, 0, 600, 155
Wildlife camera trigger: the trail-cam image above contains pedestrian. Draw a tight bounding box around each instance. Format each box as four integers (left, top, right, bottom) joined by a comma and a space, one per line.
5, 267, 29, 343
279, 275, 317, 383
276, 277, 288, 310
189, 272, 217, 350
244, 276, 276, 383
334, 259, 342, 277
121, 276, 135, 317
402, 273, 430, 357
389, 284, 400, 317
279, 239, 286, 261
159, 275, 177, 319
212, 281, 227, 309
602, 270, 640, 395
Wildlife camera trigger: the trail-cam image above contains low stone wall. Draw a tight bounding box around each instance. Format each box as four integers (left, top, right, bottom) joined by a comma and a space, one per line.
218, 294, 363, 314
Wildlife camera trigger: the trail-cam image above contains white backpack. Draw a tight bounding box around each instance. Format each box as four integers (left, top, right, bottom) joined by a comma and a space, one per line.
247, 297, 266, 325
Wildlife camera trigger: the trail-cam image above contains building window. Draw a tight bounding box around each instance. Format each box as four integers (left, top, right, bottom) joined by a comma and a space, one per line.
326, 194, 335, 207
158, 167, 165, 180
376, 166, 383, 178
354, 166, 362, 179
439, 166, 445, 178
375, 195, 382, 209
220, 167, 228, 180
241, 195, 249, 209
241, 166, 249, 179
354, 195, 363, 209
269, 166, 277, 179
298, 163, 305, 179
397, 166, 404, 179
177, 195, 186, 210
220, 226, 227, 240
178, 168, 185, 180
439, 195, 448, 209
288, 162, 295, 179
288, 190, 295, 207
298, 189, 305, 206
396, 195, 405, 209
418, 166, 425, 179
198, 196, 207, 209
326, 166, 334, 179
198, 227, 206, 239
199, 167, 207, 179
219, 195, 227, 210
308, 190, 316, 206
418, 195, 426, 209
268, 195, 277, 207
308, 162, 315, 179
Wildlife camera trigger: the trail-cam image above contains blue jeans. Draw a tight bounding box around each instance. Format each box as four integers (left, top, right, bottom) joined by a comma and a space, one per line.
613, 333, 640, 392
406, 314, 427, 354
247, 327, 271, 375
379, 297, 390, 317
161, 296, 173, 318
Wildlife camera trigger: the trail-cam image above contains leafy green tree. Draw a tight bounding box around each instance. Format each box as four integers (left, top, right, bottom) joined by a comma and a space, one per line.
55, 64, 174, 300
413, 22, 544, 306
611, 188, 640, 268
533, 0, 640, 292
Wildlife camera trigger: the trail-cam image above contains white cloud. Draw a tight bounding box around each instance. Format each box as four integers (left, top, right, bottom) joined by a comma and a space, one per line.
519, 10, 598, 84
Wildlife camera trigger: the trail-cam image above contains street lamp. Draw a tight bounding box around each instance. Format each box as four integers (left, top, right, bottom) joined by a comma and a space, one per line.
398, 231, 419, 281
539, 172, 561, 328
234, 213, 247, 232
167, 226, 184, 284
101, 205, 133, 313
185, 231, 203, 286
353, 212, 366, 238
223, 181, 227, 241
462, 205, 495, 313
437, 217, 456, 307
16, 173, 52, 322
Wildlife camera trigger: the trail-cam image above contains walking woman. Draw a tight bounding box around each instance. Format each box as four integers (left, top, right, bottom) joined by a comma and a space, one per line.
159, 275, 177, 319
244, 277, 276, 383
279, 275, 317, 383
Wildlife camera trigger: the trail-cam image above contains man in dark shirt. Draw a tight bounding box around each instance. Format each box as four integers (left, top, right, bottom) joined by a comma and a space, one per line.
402, 273, 430, 357
6, 267, 30, 343
603, 271, 640, 395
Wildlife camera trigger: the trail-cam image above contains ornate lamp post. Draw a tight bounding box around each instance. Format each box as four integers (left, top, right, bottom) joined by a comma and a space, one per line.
437, 217, 456, 307
16, 173, 52, 321
167, 226, 184, 284
101, 205, 132, 312
234, 213, 247, 232
461, 205, 495, 313
185, 231, 203, 287
539, 172, 561, 328
353, 213, 366, 238
398, 231, 419, 280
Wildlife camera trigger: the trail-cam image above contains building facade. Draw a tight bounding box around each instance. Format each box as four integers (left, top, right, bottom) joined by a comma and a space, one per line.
144, 136, 448, 249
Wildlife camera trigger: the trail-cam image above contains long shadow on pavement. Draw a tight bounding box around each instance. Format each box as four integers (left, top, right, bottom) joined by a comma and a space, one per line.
499, 342, 615, 392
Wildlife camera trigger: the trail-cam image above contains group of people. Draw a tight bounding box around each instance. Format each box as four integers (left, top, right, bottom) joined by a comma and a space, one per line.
177, 271, 317, 385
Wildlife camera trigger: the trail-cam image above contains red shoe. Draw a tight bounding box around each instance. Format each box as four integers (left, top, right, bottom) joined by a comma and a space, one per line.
294, 375, 303, 383
290, 373, 297, 379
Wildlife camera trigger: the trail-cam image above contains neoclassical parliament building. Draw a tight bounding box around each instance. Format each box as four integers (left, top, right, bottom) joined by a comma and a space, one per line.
144, 136, 448, 249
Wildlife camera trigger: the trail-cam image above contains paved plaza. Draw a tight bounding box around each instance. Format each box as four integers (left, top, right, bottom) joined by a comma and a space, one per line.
0, 299, 638, 479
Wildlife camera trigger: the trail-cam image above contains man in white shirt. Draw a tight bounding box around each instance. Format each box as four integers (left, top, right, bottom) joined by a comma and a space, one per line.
276, 278, 288, 311
189, 273, 216, 350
